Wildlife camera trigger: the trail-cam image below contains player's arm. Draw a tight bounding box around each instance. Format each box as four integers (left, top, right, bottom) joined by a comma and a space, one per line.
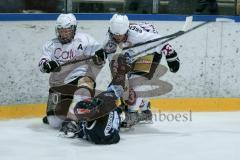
128, 27, 180, 73
133, 25, 180, 73
78, 33, 107, 65
81, 33, 101, 57
38, 42, 60, 73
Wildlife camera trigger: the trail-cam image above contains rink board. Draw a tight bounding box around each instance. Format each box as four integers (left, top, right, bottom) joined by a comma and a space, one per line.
0, 14, 240, 120
1, 14, 240, 105
0, 98, 240, 119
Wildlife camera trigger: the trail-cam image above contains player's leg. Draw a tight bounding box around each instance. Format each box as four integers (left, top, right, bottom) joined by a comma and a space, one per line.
59, 76, 96, 136
67, 76, 96, 120
44, 84, 76, 128
122, 70, 154, 127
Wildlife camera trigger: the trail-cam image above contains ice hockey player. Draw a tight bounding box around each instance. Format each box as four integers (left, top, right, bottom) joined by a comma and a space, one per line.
38, 13, 105, 129
103, 14, 180, 128
59, 55, 131, 144
59, 91, 122, 144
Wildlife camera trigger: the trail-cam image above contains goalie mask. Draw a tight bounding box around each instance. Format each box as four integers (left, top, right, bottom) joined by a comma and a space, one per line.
55, 13, 77, 44
109, 14, 129, 43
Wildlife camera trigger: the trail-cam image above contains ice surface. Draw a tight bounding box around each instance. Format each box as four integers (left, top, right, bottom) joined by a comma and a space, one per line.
0, 112, 240, 160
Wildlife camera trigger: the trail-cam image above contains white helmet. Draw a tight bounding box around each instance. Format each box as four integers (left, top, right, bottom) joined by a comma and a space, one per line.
109, 14, 129, 35
55, 13, 77, 44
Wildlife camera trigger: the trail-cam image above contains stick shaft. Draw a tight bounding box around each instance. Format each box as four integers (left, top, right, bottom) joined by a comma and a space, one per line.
60, 20, 209, 67
131, 21, 210, 60
123, 16, 193, 51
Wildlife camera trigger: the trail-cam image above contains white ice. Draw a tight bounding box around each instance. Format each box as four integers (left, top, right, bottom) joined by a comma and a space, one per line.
0, 112, 240, 160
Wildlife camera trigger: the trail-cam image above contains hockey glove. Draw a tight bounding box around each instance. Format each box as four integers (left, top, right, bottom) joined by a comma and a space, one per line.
161, 44, 180, 73
95, 48, 107, 61
166, 51, 180, 73
42, 60, 60, 73
93, 49, 107, 65
59, 119, 80, 138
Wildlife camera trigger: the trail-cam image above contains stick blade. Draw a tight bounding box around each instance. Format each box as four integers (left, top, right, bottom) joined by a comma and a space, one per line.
182, 16, 193, 32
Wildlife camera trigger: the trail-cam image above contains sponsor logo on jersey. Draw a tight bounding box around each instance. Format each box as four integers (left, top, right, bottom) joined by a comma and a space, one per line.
54, 48, 75, 60
104, 112, 114, 136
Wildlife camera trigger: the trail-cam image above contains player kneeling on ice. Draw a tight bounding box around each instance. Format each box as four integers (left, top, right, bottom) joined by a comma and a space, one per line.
103, 14, 180, 128
59, 55, 131, 144
38, 13, 105, 128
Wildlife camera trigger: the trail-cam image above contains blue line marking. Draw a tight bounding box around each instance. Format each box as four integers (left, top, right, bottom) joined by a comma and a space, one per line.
0, 13, 239, 22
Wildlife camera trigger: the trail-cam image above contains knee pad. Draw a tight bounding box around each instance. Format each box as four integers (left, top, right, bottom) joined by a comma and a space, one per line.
76, 76, 96, 97
72, 76, 96, 102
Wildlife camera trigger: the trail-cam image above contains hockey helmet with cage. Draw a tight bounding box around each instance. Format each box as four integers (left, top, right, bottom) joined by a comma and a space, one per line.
109, 14, 129, 35
55, 13, 77, 44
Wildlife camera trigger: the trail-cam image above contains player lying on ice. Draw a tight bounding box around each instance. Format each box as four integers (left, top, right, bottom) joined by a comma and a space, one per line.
59, 55, 132, 144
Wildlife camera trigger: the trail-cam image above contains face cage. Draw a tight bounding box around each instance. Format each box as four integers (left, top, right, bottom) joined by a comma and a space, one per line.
108, 28, 128, 43
57, 26, 76, 44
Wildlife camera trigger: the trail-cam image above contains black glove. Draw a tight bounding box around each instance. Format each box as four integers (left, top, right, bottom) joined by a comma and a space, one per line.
42, 60, 60, 73
93, 49, 108, 65
166, 51, 180, 73
95, 49, 107, 61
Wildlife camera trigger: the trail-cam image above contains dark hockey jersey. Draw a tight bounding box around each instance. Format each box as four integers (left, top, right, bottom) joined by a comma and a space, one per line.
78, 110, 120, 144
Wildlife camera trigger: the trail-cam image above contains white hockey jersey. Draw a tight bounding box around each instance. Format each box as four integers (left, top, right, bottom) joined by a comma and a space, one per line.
39, 32, 101, 84
103, 22, 174, 60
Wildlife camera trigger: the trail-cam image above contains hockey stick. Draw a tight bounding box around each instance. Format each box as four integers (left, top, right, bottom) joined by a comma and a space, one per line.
60, 56, 93, 67
130, 21, 210, 61
58, 16, 214, 67
57, 16, 193, 68
122, 16, 193, 51
59, 16, 235, 67
129, 17, 235, 60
